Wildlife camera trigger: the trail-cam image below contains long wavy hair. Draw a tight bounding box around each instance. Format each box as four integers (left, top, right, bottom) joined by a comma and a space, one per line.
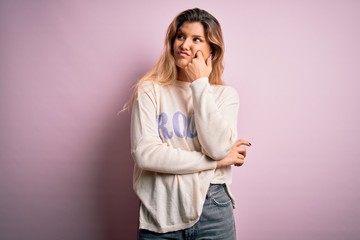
124, 8, 225, 111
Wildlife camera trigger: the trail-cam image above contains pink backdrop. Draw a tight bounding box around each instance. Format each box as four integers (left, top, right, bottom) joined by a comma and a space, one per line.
1, 1, 360, 239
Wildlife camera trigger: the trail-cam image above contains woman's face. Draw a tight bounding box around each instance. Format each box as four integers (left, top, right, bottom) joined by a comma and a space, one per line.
173, 21, 212, 69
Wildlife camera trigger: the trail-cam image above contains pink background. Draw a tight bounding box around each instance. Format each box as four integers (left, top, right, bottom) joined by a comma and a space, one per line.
1, 1, 360, 239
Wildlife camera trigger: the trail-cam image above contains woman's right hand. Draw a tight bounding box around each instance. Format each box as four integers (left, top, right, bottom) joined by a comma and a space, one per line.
216, 140, 251, 169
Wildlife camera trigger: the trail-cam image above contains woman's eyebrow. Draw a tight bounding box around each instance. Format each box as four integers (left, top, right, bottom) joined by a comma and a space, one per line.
176, 28, 205, 39
192, 34, 204, 38
177, 30, 204, 38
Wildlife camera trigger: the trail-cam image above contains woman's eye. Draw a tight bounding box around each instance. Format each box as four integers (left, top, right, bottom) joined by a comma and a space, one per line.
194, 38, 201, 43
177, 34, 184, 40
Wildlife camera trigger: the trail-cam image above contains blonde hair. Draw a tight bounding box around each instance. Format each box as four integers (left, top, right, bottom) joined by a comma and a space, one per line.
123, 8, 225, 111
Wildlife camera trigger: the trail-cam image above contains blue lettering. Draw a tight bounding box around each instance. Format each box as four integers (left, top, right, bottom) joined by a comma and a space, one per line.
173, 111, 187, 138
157, 111, 197, 140
187, 113, 197, 138
157, 112, 173, 140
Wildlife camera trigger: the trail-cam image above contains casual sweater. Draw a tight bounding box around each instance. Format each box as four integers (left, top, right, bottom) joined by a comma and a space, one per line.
130, 77, 239, 233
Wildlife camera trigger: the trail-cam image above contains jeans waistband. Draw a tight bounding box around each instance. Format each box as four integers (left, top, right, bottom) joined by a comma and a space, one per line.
207, 183, 226, 197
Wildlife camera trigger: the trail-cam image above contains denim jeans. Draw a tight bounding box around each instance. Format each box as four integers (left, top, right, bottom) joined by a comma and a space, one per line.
138, 184, 236, 240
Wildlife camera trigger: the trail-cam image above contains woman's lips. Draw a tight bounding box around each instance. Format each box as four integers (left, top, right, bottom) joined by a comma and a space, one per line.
178, 51, 190, 57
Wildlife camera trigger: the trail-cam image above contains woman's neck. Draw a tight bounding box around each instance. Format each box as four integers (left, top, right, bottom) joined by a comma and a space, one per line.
177, 69, 191, 82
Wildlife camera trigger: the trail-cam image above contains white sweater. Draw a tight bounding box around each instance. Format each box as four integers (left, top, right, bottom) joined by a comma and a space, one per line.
130, 77, 239, 233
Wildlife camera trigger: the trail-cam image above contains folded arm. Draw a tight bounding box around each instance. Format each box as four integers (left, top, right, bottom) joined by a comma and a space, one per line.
130, 83, 216, 174
191, 78, 239, 160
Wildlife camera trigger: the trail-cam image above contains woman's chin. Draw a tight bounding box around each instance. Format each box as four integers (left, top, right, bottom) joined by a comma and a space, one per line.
175, 59, 189, 69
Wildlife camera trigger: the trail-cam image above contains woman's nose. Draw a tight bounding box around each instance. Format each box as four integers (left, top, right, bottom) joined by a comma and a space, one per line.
180, 39, 191, 50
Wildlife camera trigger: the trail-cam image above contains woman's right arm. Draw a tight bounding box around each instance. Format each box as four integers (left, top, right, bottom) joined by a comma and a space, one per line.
130, 84, 216, 175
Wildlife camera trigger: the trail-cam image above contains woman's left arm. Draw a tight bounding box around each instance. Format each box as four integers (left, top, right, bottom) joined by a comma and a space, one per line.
191, 77, 239, 160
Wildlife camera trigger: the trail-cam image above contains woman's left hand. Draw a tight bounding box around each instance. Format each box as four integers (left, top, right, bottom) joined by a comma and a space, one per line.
184, 51, 212, 81
216, 140, 251, 169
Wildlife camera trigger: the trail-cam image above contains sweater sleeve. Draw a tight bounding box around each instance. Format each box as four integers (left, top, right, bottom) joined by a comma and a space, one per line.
190, 77, 239, 160
130, 83, 217, 175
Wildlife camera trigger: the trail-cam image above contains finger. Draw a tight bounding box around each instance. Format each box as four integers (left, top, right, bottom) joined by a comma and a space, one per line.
235, 160, 244, 167
234, 146, 246, 157
236, 146, 247, 152
239, 146, 247, 154
238, 150, 246, 158
206, 55, 213, 68
237, 153, 245, 160
196, 51, 204, 61
234, 139, 252, 147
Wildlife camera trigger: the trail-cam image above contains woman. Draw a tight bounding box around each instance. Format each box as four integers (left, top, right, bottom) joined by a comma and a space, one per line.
127, 8, 251, 239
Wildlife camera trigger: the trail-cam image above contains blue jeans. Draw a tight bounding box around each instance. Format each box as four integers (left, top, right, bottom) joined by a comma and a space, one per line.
138, 184, 236, 240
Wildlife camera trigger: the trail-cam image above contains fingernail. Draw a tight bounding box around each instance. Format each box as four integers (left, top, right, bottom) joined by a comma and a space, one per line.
249, 142, 252, 146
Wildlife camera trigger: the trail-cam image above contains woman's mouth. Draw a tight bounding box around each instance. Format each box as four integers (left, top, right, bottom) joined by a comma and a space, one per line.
178, 51, 190, 57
